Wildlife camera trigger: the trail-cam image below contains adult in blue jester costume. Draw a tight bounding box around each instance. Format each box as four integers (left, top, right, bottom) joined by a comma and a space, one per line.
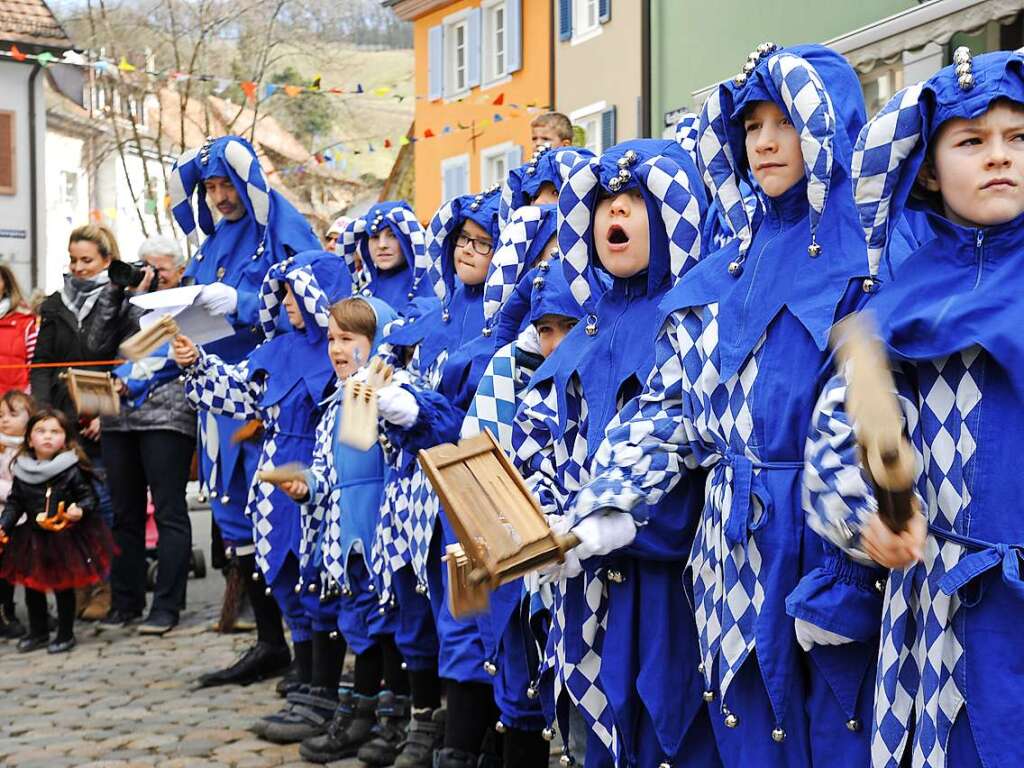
168, 135, 320, 684
374, 185, 534, 768
175, 249, 348, 691
458, 208, 587, 767
804, 48, 1024, 768
567, 44, 886, 767
339, 201, 437, 315
511, 138, 716, 768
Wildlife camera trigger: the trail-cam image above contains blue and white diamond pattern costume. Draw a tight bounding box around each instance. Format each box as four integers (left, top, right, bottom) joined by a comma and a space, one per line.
569, 46, 885, 768
512, 138, 716, 767
805, 49, 1024, 768
170, 136, 321, 547
183, 250, 351, 643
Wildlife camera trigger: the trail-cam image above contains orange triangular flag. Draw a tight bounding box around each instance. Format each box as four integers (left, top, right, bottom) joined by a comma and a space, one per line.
492, 92, 505, 106
384, 139, 392, 149
241, 81, 257, 102
10, 45, 26, 62
423, 129, 435, 138
284, 85, 302, 97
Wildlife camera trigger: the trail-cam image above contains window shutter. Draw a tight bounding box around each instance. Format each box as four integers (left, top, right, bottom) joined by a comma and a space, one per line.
506, 0, 522, 73
505, 144, 523, 175
467, 8, 482, 89
601, 106, 617, 152
0, 112, 14, 195
599, 0, 611, 24
558, 0, 572, 41
442, 162, 456, 202
428, 25, 444, 101
457, 159, 470, 198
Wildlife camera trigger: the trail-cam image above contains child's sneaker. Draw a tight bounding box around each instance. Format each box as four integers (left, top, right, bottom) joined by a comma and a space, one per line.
47, 636, 76, 654
16, 634, 48, 653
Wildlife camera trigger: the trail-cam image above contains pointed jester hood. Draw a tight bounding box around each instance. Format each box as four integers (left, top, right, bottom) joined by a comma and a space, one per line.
339, 201, 433, 312
665, 43, 868, 380
853, 47, 1024, 396
382, 186, 504, 373
169, 136, 319, 272
249, 249, 353, 405
499, 144, 594, 230
529, 138, 709, 452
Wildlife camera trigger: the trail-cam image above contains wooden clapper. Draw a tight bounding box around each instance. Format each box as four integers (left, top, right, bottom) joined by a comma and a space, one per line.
338, 357, 394, 451
119, 315, 180, 362
831, 313, 916, 532
418, 429, 577, 618
60, 369, 120, 417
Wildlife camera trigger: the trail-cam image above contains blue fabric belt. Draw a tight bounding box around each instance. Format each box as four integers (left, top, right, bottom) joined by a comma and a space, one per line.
717, 454, 803, 547
932, 525, 1024, 600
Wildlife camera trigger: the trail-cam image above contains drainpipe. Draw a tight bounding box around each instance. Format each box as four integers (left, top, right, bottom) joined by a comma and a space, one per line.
641, 0, 651, 137
549, 0, 556, 109
28, 62, 42, 290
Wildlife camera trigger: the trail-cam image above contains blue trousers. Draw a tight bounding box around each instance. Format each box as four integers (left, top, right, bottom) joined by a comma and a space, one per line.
268, 553, 311, 643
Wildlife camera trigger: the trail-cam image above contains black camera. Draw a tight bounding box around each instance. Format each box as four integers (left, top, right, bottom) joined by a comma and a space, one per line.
109, 260, 157, 292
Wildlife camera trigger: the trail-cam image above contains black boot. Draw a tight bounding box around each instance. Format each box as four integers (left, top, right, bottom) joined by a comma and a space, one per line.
356, 691, 411, 766
196, 641, 291, 688
393, 707, 446, 768
0, 604, 25, 639
299, 688, 377, 762
433, 747, 478, 768
502, 726, 550, 768
260, 684, 338, 744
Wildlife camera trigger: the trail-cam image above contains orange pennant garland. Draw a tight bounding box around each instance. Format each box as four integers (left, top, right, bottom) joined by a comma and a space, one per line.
241, 81, 257, 102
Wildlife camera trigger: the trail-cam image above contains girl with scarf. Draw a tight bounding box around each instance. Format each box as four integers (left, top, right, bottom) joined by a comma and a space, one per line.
805, 48, 1024, 768
339, 201, 437, 316
173, 251, 351, 704
0, 408, 113, 654
564, 46, 882, 767
0, 264, 38, 397
511, 138, 715, 768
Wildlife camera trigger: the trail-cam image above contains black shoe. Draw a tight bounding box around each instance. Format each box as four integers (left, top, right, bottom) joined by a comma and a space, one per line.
197, 641, 291, 688
0, 607, 25, 640
393, 707, 445, 768
16, 634, 49, 653
260, 685, 338, 744
137, 611, 177, 636
98, 609, 142, 629
47, 636, 77, 654
357, 692, 412, 767
275, 661, 304, 698
300, 688, 377, 763
433, 747, 478, 768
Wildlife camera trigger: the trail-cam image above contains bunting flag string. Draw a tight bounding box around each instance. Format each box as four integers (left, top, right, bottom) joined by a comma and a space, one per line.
0, 45, 553, 113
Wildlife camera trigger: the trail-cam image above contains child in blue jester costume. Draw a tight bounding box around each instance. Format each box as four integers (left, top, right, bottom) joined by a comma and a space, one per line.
168, 135, 320, 684
568, 44, 884, 767
511, 138, 718, 768
339, 201, 438, 316
172, 250, 348, 697
804, 48, 1024, 768
460, 218, 586, 766
262, 295, 411, 763
372, 185, 534, 768
499, 143, 594, 231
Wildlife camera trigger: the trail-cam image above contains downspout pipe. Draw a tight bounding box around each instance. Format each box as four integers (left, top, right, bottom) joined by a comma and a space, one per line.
641, 0, 651, 137
28, 62, 42, 290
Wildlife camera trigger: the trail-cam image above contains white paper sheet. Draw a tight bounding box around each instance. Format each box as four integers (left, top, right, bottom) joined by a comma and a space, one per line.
134, 286, 234, 347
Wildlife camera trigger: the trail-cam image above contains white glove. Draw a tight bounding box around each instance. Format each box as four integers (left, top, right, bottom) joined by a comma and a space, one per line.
198, 283, 238, 316
572, 509, 638, 560
794, 618, 856, 652
376, 384, 419, 428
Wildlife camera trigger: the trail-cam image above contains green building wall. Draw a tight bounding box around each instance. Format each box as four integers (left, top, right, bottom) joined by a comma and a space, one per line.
650, 0, 918, 131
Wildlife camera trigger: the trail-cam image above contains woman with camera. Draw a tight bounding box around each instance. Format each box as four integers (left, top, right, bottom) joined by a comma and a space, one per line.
89, 235, 197, 636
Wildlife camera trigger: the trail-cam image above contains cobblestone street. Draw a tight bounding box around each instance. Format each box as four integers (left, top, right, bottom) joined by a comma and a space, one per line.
0, 584, 365, 768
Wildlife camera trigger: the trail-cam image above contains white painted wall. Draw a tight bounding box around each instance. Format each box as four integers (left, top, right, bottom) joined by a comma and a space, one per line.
0, 61, 46, 292
44, 128, 87, 294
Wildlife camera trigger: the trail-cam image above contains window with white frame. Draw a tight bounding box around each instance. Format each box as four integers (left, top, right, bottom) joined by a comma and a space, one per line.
483, 0, 507, 84
573, 0, 600, 39
480, 141, 518, 189
60, 170, 79, 209
441, 154, 471, 202
571, 102, 606, 155
448, 19, 469, 96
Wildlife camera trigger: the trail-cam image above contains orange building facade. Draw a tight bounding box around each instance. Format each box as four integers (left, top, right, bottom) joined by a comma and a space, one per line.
385, 0, 553, 220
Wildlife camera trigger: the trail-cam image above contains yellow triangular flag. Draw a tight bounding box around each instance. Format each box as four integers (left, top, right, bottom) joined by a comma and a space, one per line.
118, 56, 136, 72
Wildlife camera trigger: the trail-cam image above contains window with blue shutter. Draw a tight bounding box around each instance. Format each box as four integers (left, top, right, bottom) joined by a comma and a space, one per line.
506, 0, 522, 73
505, 144, 523, 175
428, 25, 444, 101
599, 0, 610, 23
559, 0, 572, 41
442, 155, 471, 202
601, 106, 617, 151
467, 8, 482, 89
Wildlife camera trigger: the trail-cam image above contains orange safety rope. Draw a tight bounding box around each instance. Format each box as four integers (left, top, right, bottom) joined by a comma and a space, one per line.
0, 360, 126, 370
